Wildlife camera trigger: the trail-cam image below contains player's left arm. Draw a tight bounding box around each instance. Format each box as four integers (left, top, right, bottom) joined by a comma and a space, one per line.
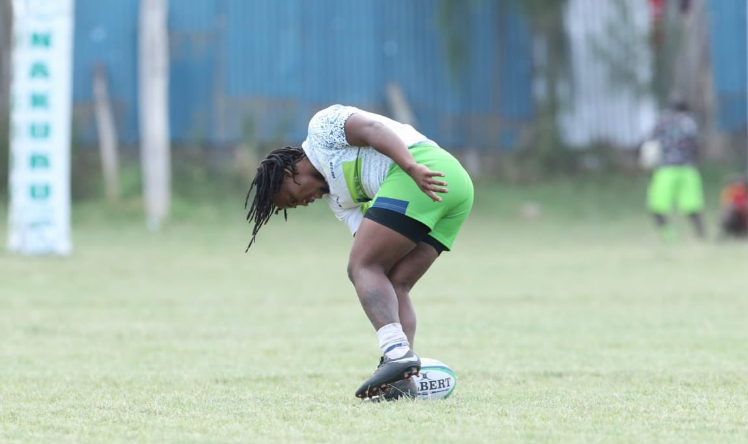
344, 112, 448, 202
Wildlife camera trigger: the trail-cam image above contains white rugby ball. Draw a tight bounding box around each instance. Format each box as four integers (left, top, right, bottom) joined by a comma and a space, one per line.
639, 139, 662, 170
413, 357, 457, 400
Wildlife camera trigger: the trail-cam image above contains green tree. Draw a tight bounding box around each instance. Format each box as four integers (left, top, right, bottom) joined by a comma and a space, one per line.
509, 0, 572, 172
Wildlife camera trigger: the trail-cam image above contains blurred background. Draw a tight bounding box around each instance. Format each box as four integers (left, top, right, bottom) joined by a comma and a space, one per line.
1, 0, 746, 212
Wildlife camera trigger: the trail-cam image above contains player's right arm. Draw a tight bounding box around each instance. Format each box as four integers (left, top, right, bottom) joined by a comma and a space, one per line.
344, 112, 448, 202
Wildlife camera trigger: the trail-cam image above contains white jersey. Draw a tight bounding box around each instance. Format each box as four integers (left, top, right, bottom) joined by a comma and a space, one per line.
301, 105, 428, 234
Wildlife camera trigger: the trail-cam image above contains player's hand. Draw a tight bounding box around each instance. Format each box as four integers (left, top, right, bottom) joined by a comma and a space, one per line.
406, 163, 448, 202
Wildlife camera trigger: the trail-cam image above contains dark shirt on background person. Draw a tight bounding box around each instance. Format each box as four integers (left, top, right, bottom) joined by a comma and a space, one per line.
651, 109, 698, 166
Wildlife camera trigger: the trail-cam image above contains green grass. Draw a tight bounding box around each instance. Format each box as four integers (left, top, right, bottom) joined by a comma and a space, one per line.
1, 179, 747, 443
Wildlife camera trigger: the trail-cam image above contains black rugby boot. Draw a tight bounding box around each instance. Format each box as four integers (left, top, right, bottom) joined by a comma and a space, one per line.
382, 378, 418, 401
355, 350, 420, 399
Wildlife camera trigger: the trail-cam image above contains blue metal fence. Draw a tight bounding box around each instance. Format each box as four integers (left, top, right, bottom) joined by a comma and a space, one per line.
72, 0, 139, 144
70, 0, 748, 151
71, 0, 534, 150
707, 0, 747, 133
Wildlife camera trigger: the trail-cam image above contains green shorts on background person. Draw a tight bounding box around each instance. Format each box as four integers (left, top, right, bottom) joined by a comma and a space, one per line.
647, 166, 704, 215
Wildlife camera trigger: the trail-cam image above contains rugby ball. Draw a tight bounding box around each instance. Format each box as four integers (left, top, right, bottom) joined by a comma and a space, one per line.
412, 357, 456, 400
639, 139, 662, 170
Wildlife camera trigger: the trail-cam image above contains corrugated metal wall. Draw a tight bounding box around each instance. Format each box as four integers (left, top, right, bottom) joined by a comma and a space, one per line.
71, 0, 534, 150
707, 0, 747, 133
70, 0, 747, 151
73, 0, 139, 144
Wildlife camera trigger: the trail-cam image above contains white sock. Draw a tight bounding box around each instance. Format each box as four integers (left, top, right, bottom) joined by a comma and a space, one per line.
377, 323, 410, 359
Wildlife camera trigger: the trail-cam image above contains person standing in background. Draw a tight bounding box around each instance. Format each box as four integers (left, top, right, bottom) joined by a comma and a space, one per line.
646, 99, 706, 241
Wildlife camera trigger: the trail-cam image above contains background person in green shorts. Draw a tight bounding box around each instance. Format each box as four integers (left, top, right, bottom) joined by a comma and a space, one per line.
646, 100, 705, 241
243, 105, 474, 400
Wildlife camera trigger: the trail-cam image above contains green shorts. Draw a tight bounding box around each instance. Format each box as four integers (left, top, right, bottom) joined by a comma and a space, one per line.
365, 143, 474, 251
647, 165, 704, 214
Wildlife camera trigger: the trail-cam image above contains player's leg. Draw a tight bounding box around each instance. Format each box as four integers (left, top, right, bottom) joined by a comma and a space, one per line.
349, 219, 426, 399
347, 219, 417, 331
677, 166, 706, 238
687, 213, 705, 238
653, 213, 669, 227
377, 242, 440, 401
387, 239, 442, 349
647, 167, 676, 241
381, 196, 472, 403
350, 233, 439, 403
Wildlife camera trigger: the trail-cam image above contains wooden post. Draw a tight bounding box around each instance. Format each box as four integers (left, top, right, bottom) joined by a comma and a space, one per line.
386, 82, 417, 126
138, 0, 170, 231
92, 64, 119, 203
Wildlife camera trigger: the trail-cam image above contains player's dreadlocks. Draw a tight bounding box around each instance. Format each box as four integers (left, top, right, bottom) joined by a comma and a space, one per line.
244, 146, 306, 251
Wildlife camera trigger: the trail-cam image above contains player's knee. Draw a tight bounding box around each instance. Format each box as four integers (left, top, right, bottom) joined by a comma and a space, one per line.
346, 259, 358, 284
347, 257, 378, 285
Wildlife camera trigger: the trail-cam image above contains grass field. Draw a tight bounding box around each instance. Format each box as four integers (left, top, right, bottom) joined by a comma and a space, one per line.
1, 178, 747, 443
